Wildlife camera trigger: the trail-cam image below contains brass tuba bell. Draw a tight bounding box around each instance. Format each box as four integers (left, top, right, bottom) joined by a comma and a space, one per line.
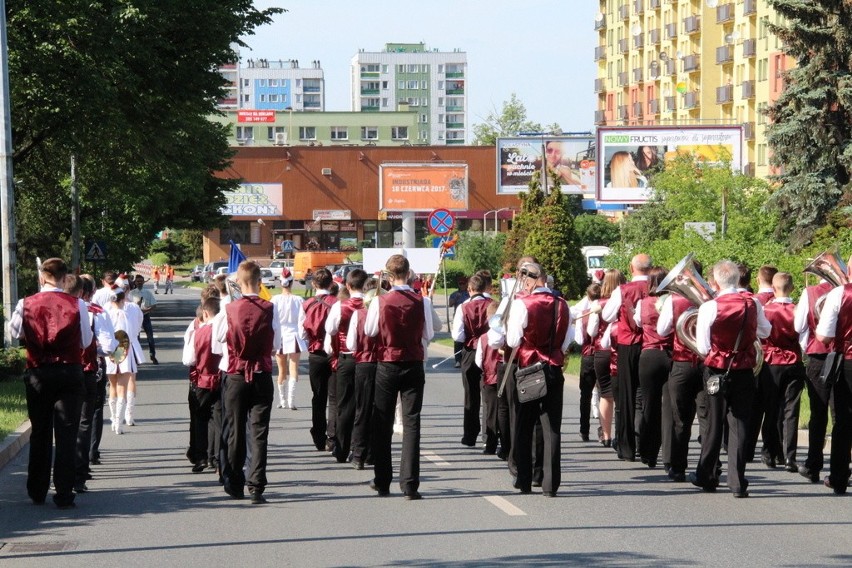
109, 330, 131, 365
804, 248, 850, 323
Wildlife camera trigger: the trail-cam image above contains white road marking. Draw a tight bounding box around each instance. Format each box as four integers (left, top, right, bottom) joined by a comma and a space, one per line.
421, 451, 450, 467
484, 496, 527, 516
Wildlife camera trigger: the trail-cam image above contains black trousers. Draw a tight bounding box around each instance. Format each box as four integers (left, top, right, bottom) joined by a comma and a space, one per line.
220, 372, 273, 495
695, 368, 755, 494
496, 379, 511, 457
141, 313, 156, 357
615, 343, 642, 460
781, 363, 805, 465
25, 364, 84, 506
75, 371, 98, 484
503, 361, 520, 476
481, 382, 499, 453
828, 361, 852, 490
761, 363, 805, 464
308, 351, 332, 449
638, 348, 672, 466
460, 347, 482, 444
578, 355, 596, 437
514, 367, 564, 494
209, 395, 222, 466
187, 384, 198, 460
746, 364, 771, 461
90, 362, 107, 462
372, 361, 424, 494
351, 362, 377, 465
190, 384, 220, 465
803, 354, 832, 474
593, 350, 613, 395
668, 361, 705, 474
335, 353, 357, 461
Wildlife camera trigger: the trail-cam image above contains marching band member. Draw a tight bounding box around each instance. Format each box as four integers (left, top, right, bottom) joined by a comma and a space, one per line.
104, 282, 145, 433
572, 284, 597, 443
747, 265, 777, 463
476, 299, 502, 455
588, 270, 624, 448
271, 269, 305, 410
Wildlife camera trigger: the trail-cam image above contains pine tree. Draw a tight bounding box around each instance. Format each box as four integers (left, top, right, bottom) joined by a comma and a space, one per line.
766, 0, 852, 249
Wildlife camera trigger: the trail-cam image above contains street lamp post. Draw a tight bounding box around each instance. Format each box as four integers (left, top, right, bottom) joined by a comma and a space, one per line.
483, 210, 496, 236
257, 218, 274, 258
492, 207, 510, 234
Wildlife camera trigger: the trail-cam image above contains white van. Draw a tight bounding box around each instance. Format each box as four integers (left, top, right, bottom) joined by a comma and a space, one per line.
581, 246, 611, 280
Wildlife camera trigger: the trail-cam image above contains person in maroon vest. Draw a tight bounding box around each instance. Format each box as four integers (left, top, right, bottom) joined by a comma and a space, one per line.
574, 283, 600, 443
212, 261, 281, 504
183, 297, 224, 474
600, 253, 651, 461
364, 254, 435, 499
504, 264, 571, 496
325, 268, 369, 463
634, 266, 673, 469
744, 264, 777, 462
689, 260, 771, 497
754, 265, 778, 307
815, 275, 852, 494
793, 276, 837, 482
345, 277, 380, 470
299, 267, 338, 452
451, 273, 491, 448
759, 272, 807, 473
588, 270, 625, 447
476, 300, 503, 455
9, 258, 93, 508
657, 260, 706, 482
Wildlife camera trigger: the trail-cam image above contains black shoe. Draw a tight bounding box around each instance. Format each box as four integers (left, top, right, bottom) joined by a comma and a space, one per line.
824, 477, 848, 495
31, 497, 46, 506
150, 356, 159, 365
73, 483, 88, 493
602, 439, 612, 448
669, 471, 686, 483
325, 439, 336, 453
798, 464, 820, 483
224, 484, 245, 500
761, 455, 776, 469
192, 462, 207, 473
85, 472, 93, 480
482, 448, 497, 455
352, 460, 365, 470
580, 432, 590, 442
55, 501, 76, 510
460, 437, 476, 447
688, 472, 717, 492
511, 475, 531, 493
542, 491, 557, 498
90, 457, 101, 466
404, 491, 422, 501
369, 480, 390, 496
732, 490, 749, 498
496, 450, 509, 461
784, 461, 798, 473
250, 492, 267, 505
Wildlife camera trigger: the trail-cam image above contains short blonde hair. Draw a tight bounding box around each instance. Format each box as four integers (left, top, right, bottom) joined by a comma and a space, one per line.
236, 260, 261, 287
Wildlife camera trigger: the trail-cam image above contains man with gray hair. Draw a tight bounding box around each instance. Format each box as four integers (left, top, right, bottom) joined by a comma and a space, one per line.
690, 259, 771, 498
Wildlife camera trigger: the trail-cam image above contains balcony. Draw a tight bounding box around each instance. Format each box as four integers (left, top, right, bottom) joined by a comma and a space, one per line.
665, 95, 676, 112
633, 67, 644, 82
619, 4, 629, 19
744, 122, 755, 140
742, 79, 755, 99
634, 0, 644, 15
648, 64, 660, 79
684, 91, 699, 109
744, 0, 757, 16
665, 22, 677, 40
634, 34, 645, 49
360, 88, 379, 95
594, 110, 607, 124
649, 28, 661, 44
664, 58, 676, 75
633, 101, 644, 118
649, 98, 659, 114
446, 105, 464, 111
683, 54, 700, 72
742, 38, 757, 58
445, 71, 465, 78
595, 18, 606, 31
446, 122, 465, 129
595, 78, 606, 92
618, 105, 630, 120
618, 71, 629, 86
595, 45, 607, 60
684, 16, 700, 34
360, 71, 380, 78
716, 45, 734, 64
361, 105, 380, 112
716, 3, 735, 23
446, 88, 464, 95
650, 0, 661, 8
619, 38, 629, 53
716, 84, 734, 104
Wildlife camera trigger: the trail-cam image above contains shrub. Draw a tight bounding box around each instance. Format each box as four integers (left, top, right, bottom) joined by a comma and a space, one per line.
0, 348, 27, 380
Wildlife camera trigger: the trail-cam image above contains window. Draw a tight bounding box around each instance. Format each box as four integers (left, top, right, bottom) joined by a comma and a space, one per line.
361, 126, 378, 140
270, 79, 278, 87
407, 64, 419, 73
757, 102, 767, 125
421, 80, 428, 89
438, 64, 444, 73
382, 64, 388, 73
236, 126, 254, 140
408, 80, 419, 89
758, 59, 768, 81
259, 79, 268, 87
398, 80, 406, 90
438, 114, 444, 123
220, 222, 252, 245
397, 64, 405, 73
421, 97, 429, 106
382, 81, 388, 89
382, 97, 389, 107
330, 126, 348, 140
299, 126, 316, 140
242, 94, 249, 103
242, 79, 250, 87
420, 130, 429, 141
438, 81, 444, 90
269, 94, 279, 102
267, 126, 286, 139
420, 114, 428, 123
758, 143, 766, 166
259, 94, 267, 102
407, 97, 419, 106
296, 79, 301, 87
391, 126, 409, 140
438, 97, 444, 107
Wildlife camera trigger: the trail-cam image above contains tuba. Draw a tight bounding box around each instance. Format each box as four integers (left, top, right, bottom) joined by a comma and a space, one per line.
803, 249, 850, 322
109, 330, 131, 365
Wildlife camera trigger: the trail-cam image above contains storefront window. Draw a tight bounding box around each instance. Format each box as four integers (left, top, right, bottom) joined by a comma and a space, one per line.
220, 221, 251, 245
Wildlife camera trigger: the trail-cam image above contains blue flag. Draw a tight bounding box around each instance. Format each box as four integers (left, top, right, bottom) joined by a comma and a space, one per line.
228, 240, 247, 274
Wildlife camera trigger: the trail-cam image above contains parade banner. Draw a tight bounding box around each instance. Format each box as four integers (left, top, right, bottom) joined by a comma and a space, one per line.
497, 136, 595, 196
596, 126, 744, 204
379, 163, 469, 211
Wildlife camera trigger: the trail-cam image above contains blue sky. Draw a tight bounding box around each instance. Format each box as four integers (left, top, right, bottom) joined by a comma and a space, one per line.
243, 1, 597, 138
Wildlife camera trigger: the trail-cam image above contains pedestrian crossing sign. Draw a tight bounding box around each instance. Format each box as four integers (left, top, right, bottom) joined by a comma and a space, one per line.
85, 241, 107, 262
281, 240, 294, 252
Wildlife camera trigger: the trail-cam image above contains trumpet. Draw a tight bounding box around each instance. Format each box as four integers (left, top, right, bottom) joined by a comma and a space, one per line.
108, 330, 131, 365
488, 262, 537, 335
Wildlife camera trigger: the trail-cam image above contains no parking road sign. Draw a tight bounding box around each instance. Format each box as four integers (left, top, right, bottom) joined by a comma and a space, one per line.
427, 208, 455, 236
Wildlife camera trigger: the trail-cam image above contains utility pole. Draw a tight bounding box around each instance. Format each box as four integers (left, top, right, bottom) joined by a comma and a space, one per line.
0, 0, 18, 346
70, 155, 80, 271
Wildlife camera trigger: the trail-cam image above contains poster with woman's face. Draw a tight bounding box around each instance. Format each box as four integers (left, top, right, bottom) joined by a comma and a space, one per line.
497, 137, 595, 196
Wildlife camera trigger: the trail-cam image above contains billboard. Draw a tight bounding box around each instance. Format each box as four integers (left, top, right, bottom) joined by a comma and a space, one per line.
237, 110, 276, 123
497, 136, 596, 195
596, 126, 744, 204
222, 183, 283, 217
379, 163, 468, 211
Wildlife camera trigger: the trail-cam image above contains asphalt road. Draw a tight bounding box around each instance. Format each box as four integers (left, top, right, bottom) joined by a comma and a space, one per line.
0, 286, 850, 567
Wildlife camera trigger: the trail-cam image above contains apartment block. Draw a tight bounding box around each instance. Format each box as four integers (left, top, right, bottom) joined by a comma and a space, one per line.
350, 43, 468, 145
594, 0, 793, 179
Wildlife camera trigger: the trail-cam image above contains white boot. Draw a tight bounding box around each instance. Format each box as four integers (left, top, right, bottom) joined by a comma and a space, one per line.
277, 382, 286, 409
115, 398, 126, 434
108, 398, 118, 433
591, 386, 601, 420
125, 392, 136, 426
287, 378, 297, 410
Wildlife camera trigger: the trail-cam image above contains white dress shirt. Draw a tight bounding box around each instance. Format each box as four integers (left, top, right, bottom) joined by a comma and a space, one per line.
451, 294, 490, 343
601, 275, 649, 323
505, 288, 573, 352
363, 286, 436, 354
212, 294, 282, 373
815, 285, 848, 340
695, 289, 772, 357
272, 292, 307, 354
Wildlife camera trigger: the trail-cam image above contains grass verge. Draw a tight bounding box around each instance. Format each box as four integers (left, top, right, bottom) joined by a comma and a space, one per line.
0, 379, 27, 441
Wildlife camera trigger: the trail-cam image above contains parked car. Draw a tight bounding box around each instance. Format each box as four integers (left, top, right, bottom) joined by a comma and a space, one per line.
331, 263, 364, 284
190, 264, 204, 282
202, 261, 228, 283
260, 268, 277, 289
268, 259, 293, 279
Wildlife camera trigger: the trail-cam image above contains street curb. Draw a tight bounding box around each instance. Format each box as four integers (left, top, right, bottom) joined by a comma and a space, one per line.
0, 420, 31, 471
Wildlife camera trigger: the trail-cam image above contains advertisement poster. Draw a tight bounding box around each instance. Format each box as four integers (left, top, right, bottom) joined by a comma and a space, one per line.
497, 136, 595, 196
237, 110, 276, 123
596, 126, 744, 204
222, 183, 283, 217
379, 163, 468, 211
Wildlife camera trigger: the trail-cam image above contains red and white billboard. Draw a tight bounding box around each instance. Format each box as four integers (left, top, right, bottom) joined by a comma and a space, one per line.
237, 110, 276, 123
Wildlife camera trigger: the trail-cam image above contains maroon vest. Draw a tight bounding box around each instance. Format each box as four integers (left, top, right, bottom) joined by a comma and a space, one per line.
762, 301, 801, 365
838, 284, 852, 360
592, 298, 611, 352
615, 280, 649, 346
188, 318, 200, 385
516, 292, 570, 367
479, 336, 501, 385
303, 294, 336, 353
671, 295, 700, 364
461, 296, 490, 349
225, 297, 274, 381
640, 296, 672, 351
755, 290, 774, 306
353, 307, 378, 363
579, 311, 595, 357
377, 290, 425, 362
806, 283, 835, 355
82, 303, 103, 373
22, 292, 83, 368
336, 297, 363, 353
194, 324, 223, 390
705, 294, 758, 371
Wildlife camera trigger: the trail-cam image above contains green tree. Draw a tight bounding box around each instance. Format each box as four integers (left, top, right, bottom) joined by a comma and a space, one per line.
574, 213, 621, 247
471, 93, 550, 145
455, 231, 507, 278
502, 169, 546, 271
765, 0, 852, 249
